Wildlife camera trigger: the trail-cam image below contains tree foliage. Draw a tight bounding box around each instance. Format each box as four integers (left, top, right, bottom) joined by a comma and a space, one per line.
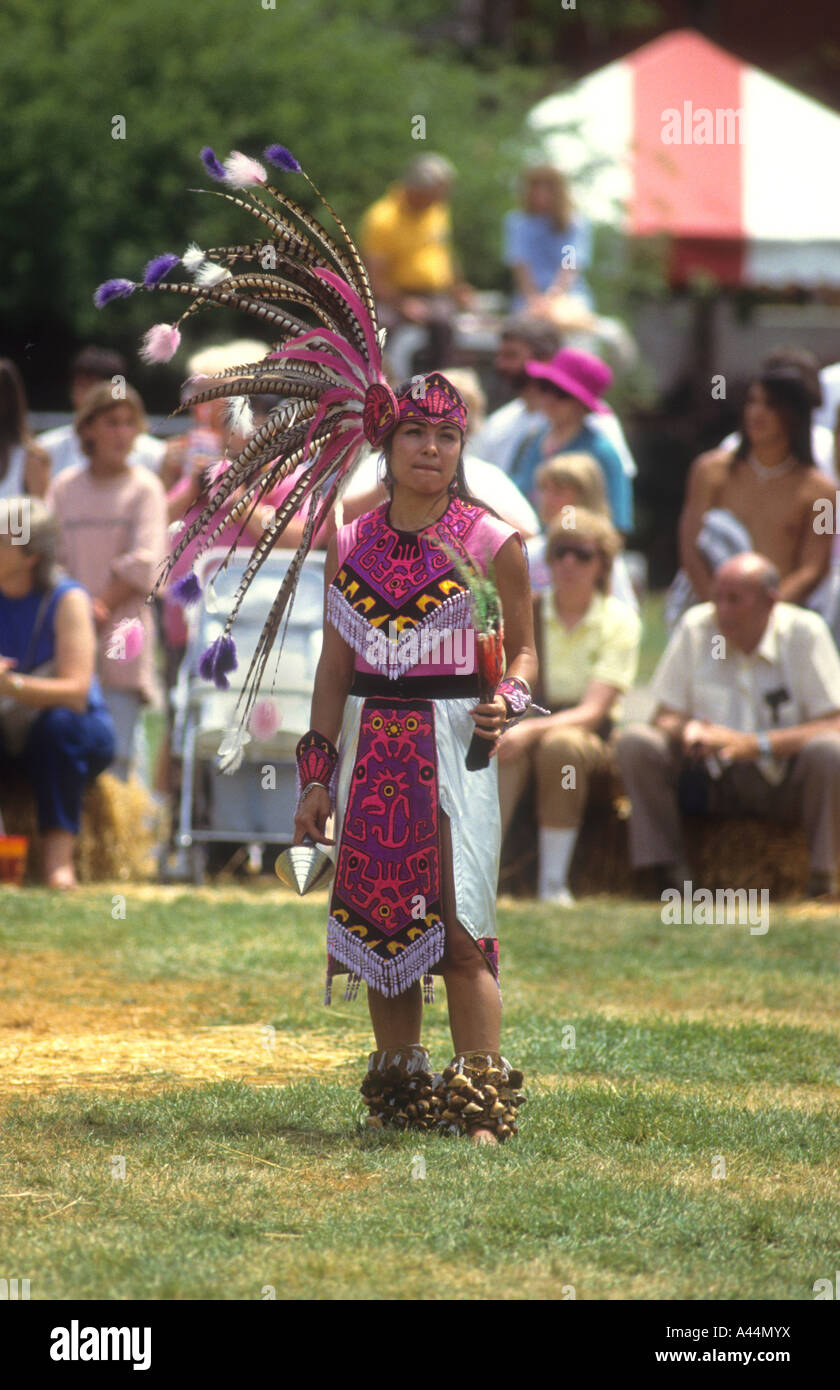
0, 0, 551, 405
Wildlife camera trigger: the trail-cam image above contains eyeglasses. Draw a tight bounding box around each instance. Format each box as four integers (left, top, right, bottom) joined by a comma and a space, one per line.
549, 544, 598, 563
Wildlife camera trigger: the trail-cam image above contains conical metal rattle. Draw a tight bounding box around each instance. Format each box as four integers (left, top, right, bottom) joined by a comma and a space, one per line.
274, 838, 335, 894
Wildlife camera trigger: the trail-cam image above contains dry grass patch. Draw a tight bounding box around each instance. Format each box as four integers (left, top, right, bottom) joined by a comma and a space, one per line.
0, 1023, 358, 1097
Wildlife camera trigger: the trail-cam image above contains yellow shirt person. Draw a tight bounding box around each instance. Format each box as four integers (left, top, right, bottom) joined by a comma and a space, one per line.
361, 185, 455, 294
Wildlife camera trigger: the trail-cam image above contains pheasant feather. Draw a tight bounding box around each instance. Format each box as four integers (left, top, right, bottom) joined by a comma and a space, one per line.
96, 140, 391, 743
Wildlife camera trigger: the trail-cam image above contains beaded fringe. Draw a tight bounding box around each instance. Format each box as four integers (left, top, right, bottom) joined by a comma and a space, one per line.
326, 916, 445, 1000
326, 587, 473, 678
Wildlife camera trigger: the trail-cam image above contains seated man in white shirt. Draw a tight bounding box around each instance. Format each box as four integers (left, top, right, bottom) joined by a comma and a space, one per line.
616, 553, 840, 898
39, 346, 166, 480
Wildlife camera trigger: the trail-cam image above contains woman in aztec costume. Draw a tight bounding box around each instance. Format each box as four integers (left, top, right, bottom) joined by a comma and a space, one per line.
96, 142, 539, 1144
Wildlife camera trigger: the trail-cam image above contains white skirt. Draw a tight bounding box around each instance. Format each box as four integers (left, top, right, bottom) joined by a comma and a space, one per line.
332, 693, 501, 946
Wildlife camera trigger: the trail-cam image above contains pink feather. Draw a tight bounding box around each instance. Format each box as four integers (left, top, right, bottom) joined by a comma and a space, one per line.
140, 323, 181, 364
311, 269, 379, 366
105, 618, 145, 662
248, 699, 280, 739
224, 152, 268, 187
208, 458, 231, 485
272, 327, 369, 376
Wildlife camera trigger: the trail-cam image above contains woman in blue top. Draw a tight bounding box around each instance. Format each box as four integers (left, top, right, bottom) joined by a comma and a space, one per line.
0, 498, 115, 888
508, 347, 634, 533
503, 166, 593, 315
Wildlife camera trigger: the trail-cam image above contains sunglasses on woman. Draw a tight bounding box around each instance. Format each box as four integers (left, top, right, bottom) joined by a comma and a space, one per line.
549, 544, 598, 563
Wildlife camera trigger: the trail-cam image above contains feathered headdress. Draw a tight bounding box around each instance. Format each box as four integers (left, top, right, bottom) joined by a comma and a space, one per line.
95, 142, 396, 731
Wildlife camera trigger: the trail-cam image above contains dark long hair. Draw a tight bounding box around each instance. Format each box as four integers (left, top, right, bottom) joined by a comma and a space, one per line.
0, 359, 31, 482
733, 367, 815, 468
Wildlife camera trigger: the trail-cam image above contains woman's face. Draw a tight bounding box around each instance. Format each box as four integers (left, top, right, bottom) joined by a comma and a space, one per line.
388, 420, 461, 497
532, 382, 585, 433
743, 382, 789, 450
525, 177, 555, 216
83, 404, 141, 470
548, 533, 603, 603
537, 480, 580, 525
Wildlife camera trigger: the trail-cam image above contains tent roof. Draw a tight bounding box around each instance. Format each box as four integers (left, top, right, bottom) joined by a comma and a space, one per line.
528, 29, 840, 284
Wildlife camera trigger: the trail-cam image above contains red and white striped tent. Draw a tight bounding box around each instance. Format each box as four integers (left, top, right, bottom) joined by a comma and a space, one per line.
528, 29, 840, 288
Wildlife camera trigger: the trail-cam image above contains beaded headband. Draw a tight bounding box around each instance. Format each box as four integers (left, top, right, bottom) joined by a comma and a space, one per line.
363, 372, 468, 447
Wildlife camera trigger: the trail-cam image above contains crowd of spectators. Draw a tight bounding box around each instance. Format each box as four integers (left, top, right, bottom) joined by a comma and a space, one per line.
2, 151, 840, 899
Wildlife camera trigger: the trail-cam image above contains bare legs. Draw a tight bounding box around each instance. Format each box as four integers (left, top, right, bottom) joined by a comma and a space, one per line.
42, 830, 77, 890
366, 809, 501, 1142
367, 981, 422, 1048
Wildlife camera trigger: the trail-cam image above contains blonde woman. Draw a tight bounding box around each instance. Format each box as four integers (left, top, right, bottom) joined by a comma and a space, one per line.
499, 506, 641, 904
528, 454, 638, 609
503, 165, 593, 315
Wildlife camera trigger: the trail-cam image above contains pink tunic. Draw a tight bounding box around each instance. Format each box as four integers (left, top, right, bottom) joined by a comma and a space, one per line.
331, 497, 520, 677
48, 463, 168, 702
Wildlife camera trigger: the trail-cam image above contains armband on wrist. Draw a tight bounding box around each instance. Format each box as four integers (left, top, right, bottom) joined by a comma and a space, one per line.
296, 730, 339, 803
495, 676, 551, 724
496, 676, 532, 721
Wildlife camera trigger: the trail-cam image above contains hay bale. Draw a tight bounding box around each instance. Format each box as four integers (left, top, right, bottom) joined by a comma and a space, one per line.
686, 815, 809, 898
500, 785, 812, 900
0, 771, 163, 884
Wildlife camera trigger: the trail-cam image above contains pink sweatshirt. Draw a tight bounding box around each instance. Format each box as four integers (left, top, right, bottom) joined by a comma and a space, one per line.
48, 463, 168, 702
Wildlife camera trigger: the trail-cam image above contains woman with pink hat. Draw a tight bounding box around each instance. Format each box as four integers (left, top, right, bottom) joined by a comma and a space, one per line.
509, 348, 633, 533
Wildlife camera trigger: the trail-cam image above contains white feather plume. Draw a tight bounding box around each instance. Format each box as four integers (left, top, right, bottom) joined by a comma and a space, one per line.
226, 396, 255, 437
194, 261, 231, 288
217, 727, 252, 775
182, 242, 206, 272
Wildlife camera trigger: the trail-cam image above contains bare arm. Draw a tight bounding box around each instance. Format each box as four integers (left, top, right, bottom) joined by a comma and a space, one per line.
776, 477, 833, 603
715, 713, 840, 762
537, 679, 622, 734
497, 534, 538, 690
653, 704, 691, 743
23, 442, 50, 499
511, 262, 540, 301
472, 534, 538, 751
653, 705, 734, 756
0, 588, 96, 714
678, 452, 727, 600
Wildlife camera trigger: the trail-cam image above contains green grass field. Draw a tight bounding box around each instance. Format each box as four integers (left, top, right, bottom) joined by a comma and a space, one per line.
1, 885, 838, 1301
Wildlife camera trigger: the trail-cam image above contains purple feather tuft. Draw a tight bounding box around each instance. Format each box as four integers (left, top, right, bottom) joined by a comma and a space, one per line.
169, 571, 202, 607
264, 144, 302, 172
93, 279, 136, 308
144, 253, 180, 288
198, 634, 238, 689
200, 146, 227, 181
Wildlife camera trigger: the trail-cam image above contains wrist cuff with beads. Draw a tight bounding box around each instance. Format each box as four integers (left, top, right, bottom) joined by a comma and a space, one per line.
495, 676, 550, 724
296, 730, 339, 801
